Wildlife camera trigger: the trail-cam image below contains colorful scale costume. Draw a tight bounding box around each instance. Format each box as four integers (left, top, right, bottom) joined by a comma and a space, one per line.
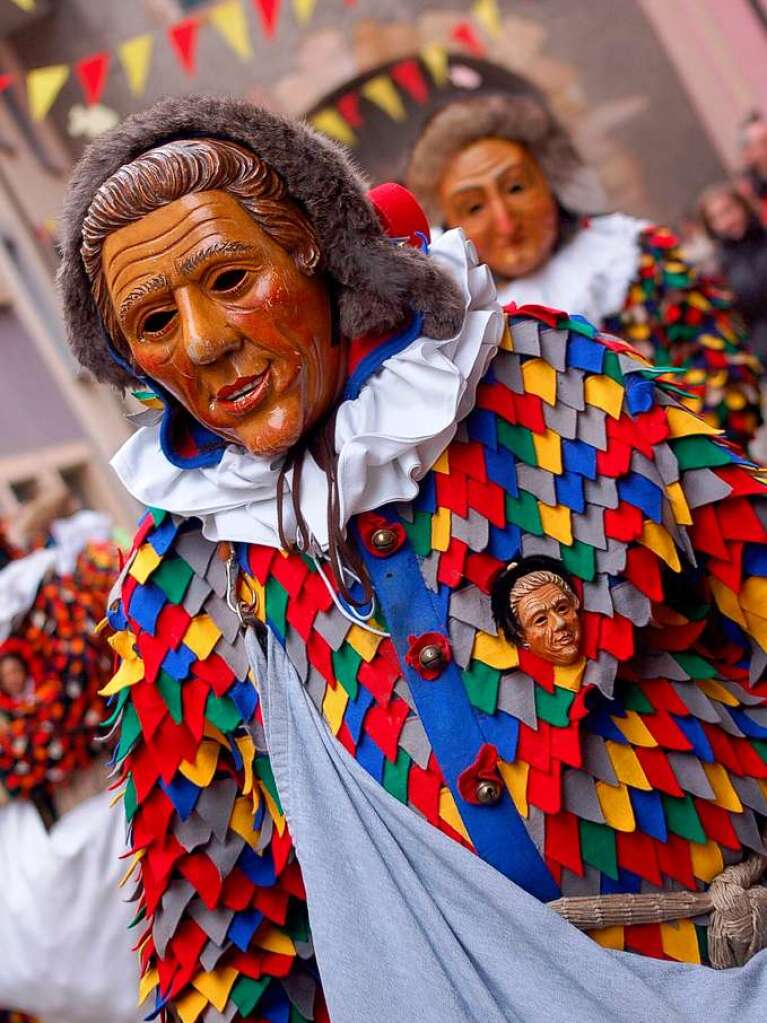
604, 225, 763, 449
106, 306, 767, 1023
0, 540, 117, 802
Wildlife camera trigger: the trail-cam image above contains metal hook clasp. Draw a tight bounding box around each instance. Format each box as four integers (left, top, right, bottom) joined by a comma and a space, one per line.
221, 542, 259, 627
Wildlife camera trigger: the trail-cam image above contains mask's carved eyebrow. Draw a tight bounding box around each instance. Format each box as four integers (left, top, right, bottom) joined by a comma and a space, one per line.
119, 274, 169, 326
177, 240, 257, 277
450, 161, 527, 196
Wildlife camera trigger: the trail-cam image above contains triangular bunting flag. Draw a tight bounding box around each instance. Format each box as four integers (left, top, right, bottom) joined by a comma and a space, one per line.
472, 0, 501, 37
292, 0, 316, 26
361, 74, 406, 121
118, 34, 154, 97
451, 20, 486, 57
391, 59, 429, 104
0, 74, 14, 94
420, 43, 448, 86
336, 91, 362, 129
210, 1, 252, 61
75, 52, 110, 106
26, 64, 69, 122
168, 18, 200, 76
9, 0, 35, 10
252, 0, 280, 37
311, 109, 356, 146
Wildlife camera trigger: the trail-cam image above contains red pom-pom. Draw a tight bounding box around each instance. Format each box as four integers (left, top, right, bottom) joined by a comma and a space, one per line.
367, 182, 430, 249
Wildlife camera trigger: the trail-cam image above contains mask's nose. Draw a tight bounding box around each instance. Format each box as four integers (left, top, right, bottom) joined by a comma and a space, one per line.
489, 194, 518, 238
177, 287, 243, 366
551, 610, 567, 631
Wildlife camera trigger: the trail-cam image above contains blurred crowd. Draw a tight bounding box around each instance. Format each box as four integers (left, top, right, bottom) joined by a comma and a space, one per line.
684, 111, 767, 359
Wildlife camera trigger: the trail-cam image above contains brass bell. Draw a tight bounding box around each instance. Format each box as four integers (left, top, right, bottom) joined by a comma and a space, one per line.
475, 779, 502, 805
371, 527, 397, 552
418, 643, 445, 671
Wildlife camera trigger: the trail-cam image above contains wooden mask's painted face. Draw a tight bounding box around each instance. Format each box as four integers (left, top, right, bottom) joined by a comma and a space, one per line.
514, 580, 581, 666
102, 190, 342, 457
438, 137, 558, 281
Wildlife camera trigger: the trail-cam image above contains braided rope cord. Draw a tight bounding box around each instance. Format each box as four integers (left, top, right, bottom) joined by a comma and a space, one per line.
549, 822, 767, 968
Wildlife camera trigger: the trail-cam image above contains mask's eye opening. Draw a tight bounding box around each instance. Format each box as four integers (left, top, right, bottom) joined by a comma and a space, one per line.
142, 309, 176, 337
210, 267, 248, 293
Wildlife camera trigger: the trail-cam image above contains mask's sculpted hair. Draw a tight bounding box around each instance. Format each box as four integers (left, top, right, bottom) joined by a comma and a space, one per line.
509, 570, 578, 622
81, 137, 321, 358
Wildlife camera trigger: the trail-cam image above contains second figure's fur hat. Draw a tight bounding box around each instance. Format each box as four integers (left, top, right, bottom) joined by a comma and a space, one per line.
406, 93, 606, 224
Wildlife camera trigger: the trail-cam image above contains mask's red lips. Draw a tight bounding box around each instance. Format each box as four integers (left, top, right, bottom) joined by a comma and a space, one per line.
214, 369, 270, 416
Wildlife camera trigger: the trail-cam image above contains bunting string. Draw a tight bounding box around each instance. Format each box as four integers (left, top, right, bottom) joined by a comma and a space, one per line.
0, 0, 499, 131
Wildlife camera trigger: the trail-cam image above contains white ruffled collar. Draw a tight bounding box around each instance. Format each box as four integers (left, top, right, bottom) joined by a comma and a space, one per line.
496, 213, 648, 324
111, 229, 505, 551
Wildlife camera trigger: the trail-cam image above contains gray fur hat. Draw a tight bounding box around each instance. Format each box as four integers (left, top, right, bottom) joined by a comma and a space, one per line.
406, 93, 606, 224
57, 94, 464, 390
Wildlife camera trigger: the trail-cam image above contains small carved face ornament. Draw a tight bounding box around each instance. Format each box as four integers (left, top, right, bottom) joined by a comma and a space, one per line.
513, 580, 581, 666
437, 137, 558, 281
102, 190, 342, 458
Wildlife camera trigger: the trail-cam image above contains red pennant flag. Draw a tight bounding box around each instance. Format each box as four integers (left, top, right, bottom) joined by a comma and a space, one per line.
252, 0, 280, 37
451, 20, 485, 57
391, 59, 429, 104
336, 91, 362, 128
75, 52, 110, 105
0, 74, 13, 94
168, 17, 200, 75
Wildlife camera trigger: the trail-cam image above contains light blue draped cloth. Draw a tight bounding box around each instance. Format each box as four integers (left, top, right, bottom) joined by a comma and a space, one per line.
247, 629, 767, 1023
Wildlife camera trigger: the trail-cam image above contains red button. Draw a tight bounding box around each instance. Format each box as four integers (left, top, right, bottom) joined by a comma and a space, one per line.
457, 743, 503, 806
405, 632, 451, 680
358, 513, 406, 558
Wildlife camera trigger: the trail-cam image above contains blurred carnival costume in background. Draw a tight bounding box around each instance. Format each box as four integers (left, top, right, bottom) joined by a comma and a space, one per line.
53, 95, 767, 1023
407, 94, 765, 452
0, 513, 114, 814
0, 500, 141, 1023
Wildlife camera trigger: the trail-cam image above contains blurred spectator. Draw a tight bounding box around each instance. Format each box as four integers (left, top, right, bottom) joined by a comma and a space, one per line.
677, 206, 717, 274
699, 182, 767, 357
738, 111, 767, 218
0, 653, 32, 701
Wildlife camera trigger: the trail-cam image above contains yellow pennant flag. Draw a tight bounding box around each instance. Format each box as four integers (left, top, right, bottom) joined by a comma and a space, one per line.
118, 34, 154, 96
9, 0, 35, 10
420, 43, 448, 86
209, 0, 252, 61
472, 0, 501, 37
293, 0, 316, 26
361, 75, 406, 121
27, 64, 69, 121
311, 108, 356, 146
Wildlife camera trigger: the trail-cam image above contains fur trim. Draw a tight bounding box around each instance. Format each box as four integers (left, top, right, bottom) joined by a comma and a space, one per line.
57, 94, 465, 389
405, 94, 607, 225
